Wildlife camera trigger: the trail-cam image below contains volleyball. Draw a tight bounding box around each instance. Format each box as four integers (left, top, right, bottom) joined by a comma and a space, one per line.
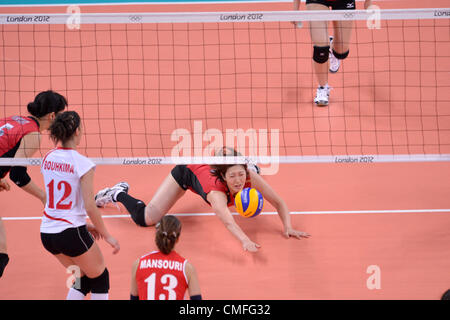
234, 188, 264, 218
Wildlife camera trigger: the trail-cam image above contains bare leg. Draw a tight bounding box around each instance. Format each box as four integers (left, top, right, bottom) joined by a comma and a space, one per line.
0, 218, 6, 254
54, 242, 105, 279
144, 173, 186, 226
53, 241, 106, 299
307, 3, 330, 87
331, 20, 354, 54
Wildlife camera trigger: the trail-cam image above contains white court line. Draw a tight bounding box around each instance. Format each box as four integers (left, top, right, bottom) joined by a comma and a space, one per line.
2, 209, 450, 221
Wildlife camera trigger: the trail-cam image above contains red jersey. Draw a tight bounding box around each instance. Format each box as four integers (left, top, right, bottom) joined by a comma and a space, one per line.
135, 250, 188, 300
0, 115, 40, 178
186, 164, 251, 207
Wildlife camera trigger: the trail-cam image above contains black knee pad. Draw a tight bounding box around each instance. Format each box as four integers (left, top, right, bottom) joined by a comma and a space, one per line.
313, 45, 330, 64
131, 201, 147, 227
90, 268, 110, 294
73, 275, 91, 296
332, 49, 349, 60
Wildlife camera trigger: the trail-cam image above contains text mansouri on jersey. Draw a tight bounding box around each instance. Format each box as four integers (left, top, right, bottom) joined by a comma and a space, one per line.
136, 250, 189, 300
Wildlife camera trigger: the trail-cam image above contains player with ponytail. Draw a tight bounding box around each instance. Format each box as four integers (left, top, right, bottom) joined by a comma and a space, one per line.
40, 110, 120, 300
130, 215, 201, 300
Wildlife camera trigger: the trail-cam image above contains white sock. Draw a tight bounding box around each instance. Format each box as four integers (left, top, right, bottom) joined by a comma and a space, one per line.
66, 288, 86, 300
91, 293, 109, 300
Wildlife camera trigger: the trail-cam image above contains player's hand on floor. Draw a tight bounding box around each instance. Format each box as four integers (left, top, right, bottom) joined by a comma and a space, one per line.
284, 228, 311, 240
243, 239, 261, 252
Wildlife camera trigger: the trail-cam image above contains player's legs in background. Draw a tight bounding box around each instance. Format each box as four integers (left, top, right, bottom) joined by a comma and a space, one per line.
144, 173, 186, 226
307, 3, 331, 105
331, 20, 353, 63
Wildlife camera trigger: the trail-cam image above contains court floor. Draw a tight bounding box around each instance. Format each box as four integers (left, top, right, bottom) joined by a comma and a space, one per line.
0, 0, 450, 300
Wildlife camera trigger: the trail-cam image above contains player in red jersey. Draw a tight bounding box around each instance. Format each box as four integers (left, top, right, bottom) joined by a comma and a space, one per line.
95, 148, 310, 253
292, 0, 372, 106
0, 90, 67, 278
130, 215, 201, 300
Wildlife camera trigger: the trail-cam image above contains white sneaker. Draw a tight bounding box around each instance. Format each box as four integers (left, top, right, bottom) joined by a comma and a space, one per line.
314, 85, 330, 106
329, 36, 340, 73
95, 182, 129, 207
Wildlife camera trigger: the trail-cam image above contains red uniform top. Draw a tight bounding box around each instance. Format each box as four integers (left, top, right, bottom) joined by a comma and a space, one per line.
0, 115, 40, 178
135, 250, 188, 300
186, 164, 251, 207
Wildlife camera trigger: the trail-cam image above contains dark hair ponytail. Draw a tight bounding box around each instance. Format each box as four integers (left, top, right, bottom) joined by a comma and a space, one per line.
27, 90, 67, 118
155, 215, 182, 255
49, 111, 81, 145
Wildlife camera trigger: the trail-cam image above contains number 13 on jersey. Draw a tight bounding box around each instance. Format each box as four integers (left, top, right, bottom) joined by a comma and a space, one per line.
144, 273, 179, 300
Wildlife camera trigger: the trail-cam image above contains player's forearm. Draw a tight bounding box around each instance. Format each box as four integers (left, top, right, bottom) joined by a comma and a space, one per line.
223, 220, 252, 244
293, 0, 301, 11
21, 180, 46, 205
274, 200, 293, 230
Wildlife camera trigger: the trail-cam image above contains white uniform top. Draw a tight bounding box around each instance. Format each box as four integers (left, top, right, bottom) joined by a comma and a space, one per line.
40, 148, 95, 233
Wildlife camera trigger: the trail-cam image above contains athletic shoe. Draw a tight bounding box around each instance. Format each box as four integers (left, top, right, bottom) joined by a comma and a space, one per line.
329, 36, 341, 73
314, 84, 330, 106
95, 182, 129, 207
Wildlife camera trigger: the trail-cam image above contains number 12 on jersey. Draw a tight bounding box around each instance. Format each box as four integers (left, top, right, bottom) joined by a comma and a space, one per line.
46, 179, 73, 210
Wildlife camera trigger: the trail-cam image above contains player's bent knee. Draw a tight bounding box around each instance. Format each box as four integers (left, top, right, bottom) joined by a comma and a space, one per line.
144, 203, 164, 226
332, 49, 349, 60
89, 268, 110, 294
313, 45, 330, 64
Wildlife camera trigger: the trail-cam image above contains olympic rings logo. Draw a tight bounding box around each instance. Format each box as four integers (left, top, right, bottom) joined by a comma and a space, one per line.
343, 13, 355, 19
28, 159, 42, 166
129, 15, 142, 23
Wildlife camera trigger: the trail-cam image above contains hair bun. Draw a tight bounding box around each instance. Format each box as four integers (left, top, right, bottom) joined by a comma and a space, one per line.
27, 101, 41, 117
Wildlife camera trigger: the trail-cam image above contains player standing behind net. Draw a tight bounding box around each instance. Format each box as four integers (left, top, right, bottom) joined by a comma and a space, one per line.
0, 90, 67, 278
293, 0, 372, 106
130, 215, 202, 300
95, 147, 310, 253
40, 111, 120, 300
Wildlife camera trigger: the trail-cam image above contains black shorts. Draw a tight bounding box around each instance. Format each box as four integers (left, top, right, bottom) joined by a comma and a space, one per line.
41, 225, 94, 257
171, 165, 210, 203
306, 0, 355, 10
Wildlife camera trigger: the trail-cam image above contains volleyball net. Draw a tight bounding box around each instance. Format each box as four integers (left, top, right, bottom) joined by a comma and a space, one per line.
1, 8, 449, 167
